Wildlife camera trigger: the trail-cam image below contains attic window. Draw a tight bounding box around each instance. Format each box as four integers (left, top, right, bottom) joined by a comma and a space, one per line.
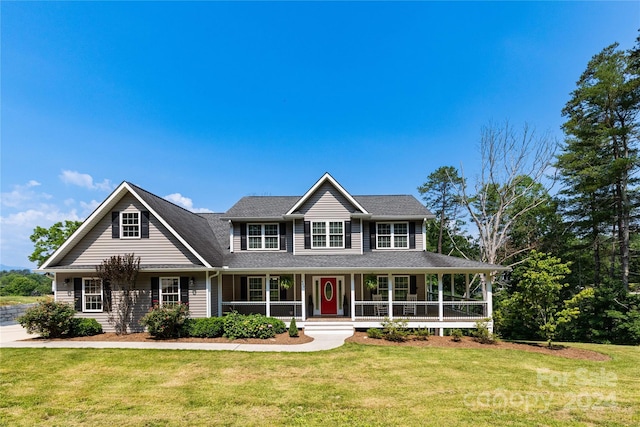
112, 210, 149, 239
121, 212, 140, 238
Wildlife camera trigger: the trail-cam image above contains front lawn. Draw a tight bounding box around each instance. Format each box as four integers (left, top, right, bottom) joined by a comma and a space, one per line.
0, 343, 638, 426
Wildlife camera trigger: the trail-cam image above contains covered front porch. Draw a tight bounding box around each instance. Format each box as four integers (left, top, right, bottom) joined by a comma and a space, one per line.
214, 271, 494, 330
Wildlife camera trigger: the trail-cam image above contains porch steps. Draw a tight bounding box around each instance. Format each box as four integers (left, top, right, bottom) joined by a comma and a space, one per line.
303, 322, 354, 334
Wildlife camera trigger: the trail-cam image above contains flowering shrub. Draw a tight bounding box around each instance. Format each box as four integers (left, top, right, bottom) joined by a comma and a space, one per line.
222, 311, 286, 340
17, 300, 76, 338
140, 302, 190, 339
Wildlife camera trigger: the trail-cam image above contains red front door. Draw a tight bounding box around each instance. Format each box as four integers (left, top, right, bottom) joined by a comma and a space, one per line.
320, 277, 337, 315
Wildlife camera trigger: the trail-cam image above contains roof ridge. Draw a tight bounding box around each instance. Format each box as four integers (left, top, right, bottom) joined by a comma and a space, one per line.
126, 181, 209, 220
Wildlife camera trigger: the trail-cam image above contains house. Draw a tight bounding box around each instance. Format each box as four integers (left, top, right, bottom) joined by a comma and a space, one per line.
39, 173, 507, 334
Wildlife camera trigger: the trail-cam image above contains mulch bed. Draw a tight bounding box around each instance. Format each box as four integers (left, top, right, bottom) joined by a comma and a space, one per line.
345, 332, 611, 361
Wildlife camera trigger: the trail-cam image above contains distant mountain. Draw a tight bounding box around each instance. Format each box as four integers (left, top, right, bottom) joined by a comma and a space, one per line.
0, 264, 32, 272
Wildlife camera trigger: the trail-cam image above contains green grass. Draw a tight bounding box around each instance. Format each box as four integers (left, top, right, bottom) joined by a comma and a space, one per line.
0, 295, 51, 306
1, 343, 638, 426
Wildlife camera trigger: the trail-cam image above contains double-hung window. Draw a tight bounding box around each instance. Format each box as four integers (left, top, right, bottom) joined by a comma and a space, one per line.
160, 277, 180, 305
121, 212, 140, 238
83, 278, 103, 312
394, 276, 409, 301
376, 276, 389, 300
269, 277, 280, 302
377, 222, 408, 249
312, 221, 344, 248
248, 224, 279, 250
248, 277, 264, 301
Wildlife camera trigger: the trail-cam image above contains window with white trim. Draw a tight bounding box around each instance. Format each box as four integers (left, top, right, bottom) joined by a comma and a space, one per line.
377, 276, 389, 300
312, 221, 343, 248
121, 212, 140, 238
377, 222, 408, 249
269, 277, 280, 302
248, 277, 263, 301
394, 276, 409, 301
83, 278, 103, 312
248, 224, 279, 250
160, 277, 180, 305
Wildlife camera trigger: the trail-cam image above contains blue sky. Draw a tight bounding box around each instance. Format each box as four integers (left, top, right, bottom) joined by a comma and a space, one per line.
1, 1, 638, 269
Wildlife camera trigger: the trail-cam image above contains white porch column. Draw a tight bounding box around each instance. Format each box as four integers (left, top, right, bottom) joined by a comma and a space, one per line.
265, 274, 271, 317
301, 276, 306, 321
486, 273, 493, 332
350, 273, 356, 321
206, 271, 211, 317
387, 273, 393, 319
438, 273, 444, 336
217, 274, 223, 317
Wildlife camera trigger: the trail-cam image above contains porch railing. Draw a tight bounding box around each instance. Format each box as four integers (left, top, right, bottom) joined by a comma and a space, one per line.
221, 301, 303, 320
354, 300, 488, 321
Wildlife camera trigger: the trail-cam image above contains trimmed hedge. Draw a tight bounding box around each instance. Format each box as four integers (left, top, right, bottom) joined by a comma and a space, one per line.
187, 317, 224, 338
71, 318, 103, 337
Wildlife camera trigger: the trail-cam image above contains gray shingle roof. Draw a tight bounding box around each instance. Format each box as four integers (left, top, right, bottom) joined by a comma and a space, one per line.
222, 251, 506, 272
128, 183, 224, 267
223, 195, 433, 218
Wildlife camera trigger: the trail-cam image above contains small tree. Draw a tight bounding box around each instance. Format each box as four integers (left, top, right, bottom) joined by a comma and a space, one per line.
95, 254, 140, 334
502, 251, 572, 346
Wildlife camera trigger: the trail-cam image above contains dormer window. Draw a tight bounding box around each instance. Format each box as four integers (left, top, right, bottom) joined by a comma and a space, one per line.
248, 224, 279, 250
312, 221, 344, 248
377, 222, 408, 249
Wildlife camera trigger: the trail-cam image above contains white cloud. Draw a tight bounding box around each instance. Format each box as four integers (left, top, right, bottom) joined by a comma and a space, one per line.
59, 170, 114, 191
164, 193, 213, 213
80, 199, 100, 214
0, 180, 49, 208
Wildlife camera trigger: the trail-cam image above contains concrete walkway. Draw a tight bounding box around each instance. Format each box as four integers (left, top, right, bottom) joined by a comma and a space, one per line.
0, 324, 353, 352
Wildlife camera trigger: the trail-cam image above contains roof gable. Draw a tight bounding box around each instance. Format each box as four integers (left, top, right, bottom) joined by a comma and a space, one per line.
286, 173, 368, 216
40, 182, 222, 269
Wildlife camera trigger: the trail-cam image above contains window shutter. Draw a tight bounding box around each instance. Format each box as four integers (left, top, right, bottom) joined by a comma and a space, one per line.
180, 276, 189, 305
345, 221, 352, 249
240, 277, 248, 301
370, 222, 376, 249
112, 212, 120, 238
304, 221, 311, 249
280, 222, 287, 251
151, 277, 160, 306
410, 276, 417, 294
141, 211, 150, 238
409, 222, 416, 249
104, 280, 112, 312
240, 223, 247, 250
74, 278, 82, 311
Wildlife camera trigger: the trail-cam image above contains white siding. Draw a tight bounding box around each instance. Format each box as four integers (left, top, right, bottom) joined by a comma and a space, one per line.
60, 194, 201, 266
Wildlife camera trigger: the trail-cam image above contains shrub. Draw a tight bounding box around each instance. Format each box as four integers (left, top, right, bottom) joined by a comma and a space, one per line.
222, 311, 285, 340
381, 317, 409, 342
71, 318, 103, 337
413, 327, 430, 341
187, 317, 224, 338
288, 317, 299, 337
17, 300, 76, 338
367, 328, 383, 339
140, 303, 190, 339
472, 319, 498, 344
265, 316, 287, 334
450, 329, 463, 342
